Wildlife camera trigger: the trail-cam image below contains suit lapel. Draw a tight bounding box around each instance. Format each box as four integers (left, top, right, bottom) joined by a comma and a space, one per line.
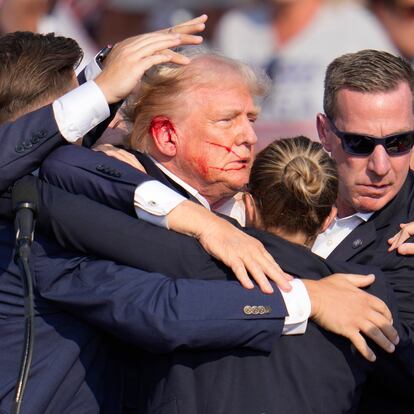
327, 220, 377, 262
328, 171, 414, 262
132, 151, 202, 204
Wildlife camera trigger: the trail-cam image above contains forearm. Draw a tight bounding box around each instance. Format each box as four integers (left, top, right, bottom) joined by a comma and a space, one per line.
32, 240, 287, 353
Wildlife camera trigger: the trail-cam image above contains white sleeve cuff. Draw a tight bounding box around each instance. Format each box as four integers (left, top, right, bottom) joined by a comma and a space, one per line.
280, 278, 311, 335
52, 81, 110, 142
134, 180, 187, 228
83, 57, 102, 81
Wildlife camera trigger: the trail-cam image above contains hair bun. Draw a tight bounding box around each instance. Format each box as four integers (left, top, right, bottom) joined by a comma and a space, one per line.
283, 156, 324, 206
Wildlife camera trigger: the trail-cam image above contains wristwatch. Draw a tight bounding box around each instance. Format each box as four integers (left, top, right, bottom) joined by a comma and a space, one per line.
96, 45, 113, 69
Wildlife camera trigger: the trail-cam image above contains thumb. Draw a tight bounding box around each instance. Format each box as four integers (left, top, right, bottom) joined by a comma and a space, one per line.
344, 273, 375, 288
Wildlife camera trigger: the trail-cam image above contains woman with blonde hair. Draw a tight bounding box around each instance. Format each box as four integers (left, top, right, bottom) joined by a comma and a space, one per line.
244, 135, 338, 247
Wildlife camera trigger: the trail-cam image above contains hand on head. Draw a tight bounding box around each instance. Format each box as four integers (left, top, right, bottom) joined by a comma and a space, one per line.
95, 15, 207, 104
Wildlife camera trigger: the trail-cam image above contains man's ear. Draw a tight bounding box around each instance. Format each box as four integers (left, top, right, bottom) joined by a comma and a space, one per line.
320, 205, 337, 234
150, 116, 177, 157
316, 113, 332, 152
243, 192, 261, 228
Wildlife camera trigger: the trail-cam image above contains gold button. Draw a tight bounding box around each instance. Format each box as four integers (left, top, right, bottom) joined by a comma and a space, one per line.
252, 306, 259, 315
243, 305, 252, 315
258, 306, 265, 314
264, 306, 272, 314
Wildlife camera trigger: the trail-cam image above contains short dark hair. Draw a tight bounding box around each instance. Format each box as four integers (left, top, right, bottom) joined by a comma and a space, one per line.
324, 49, 414, 120
0, 31, 83, 123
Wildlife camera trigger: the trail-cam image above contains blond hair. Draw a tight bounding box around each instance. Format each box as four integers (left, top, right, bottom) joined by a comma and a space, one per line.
249, 136, 338, 241
123, 47, 270, 152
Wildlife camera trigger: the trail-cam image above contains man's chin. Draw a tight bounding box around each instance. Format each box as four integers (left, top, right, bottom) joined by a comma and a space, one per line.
356, 195, 394, 213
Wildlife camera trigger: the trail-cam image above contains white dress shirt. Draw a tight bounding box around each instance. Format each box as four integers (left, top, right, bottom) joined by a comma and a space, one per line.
52, 58, 109, 142
312, 212, 373, 259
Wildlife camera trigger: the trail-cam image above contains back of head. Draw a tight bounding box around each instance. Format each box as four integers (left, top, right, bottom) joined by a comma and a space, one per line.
0, 31, 83, 124
249, 136, 338, 242
123, 47, 270, 152
324, 49, 414, 119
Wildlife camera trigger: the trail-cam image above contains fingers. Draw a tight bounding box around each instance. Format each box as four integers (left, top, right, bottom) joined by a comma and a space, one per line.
349, 332, 376, 362
257, 252, 293, 292
159, 49, 191, 66
229, 246, 292, 294
397, 242, 414, 255
366, 314, 399, 348
368, 296, 392, 322
388, 222, 414, 253
160, 14, 208, 35
342, 273, 375, 288
230, 260, 255, 290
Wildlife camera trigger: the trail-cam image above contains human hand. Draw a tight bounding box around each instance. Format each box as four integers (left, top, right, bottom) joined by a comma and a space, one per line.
303, 274, 399, 362
95, 14, 207, 104
388, 222, 414, 255
167, 200, 293, 294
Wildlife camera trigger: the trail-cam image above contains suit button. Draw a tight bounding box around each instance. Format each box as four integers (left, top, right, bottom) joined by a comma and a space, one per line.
243, 305, 252, 315
264, 306, 272, 314
113, 170, 121, 178
38, 129, 47, 138
96, 164, 104, 172
31, 135, 40, 144
352, 239, 363, 249
23, 141, 32, 149
15, 144, 24, 153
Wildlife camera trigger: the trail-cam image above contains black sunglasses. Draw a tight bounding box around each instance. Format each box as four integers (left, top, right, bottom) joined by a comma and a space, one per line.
327, 117, 414, 156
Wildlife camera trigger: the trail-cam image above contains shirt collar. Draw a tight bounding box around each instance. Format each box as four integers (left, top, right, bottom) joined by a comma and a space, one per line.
335, 211, 373, 223
148, 155, 211, 210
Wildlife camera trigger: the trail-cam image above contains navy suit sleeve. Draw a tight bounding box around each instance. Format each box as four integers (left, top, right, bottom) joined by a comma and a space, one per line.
0, 105, 64, 193
31, 234, 286, 353
41, 145, 146, 216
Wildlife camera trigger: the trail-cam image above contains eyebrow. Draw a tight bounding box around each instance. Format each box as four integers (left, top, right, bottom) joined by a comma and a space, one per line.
214, 106, 261, 119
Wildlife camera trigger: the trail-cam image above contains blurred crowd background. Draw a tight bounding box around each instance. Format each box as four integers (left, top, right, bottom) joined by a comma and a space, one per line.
1, 0, 414, 146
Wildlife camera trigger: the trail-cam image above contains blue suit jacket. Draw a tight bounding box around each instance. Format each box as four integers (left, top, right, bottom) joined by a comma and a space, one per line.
39, 147, 410, 413
0, 88, 288, 412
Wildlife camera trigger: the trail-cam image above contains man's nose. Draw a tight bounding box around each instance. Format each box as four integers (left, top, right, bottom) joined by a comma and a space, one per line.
237, 118, 258, 146
367, 144, 391, 177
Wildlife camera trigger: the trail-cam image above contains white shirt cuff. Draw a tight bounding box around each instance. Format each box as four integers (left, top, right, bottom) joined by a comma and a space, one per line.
84, 57, 102, 81
280, 278, 311, 335
134, 180, 187, 228
52, 81, 110, 142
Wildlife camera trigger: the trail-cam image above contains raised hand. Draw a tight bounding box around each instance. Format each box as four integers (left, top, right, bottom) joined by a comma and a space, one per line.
95, 15, 207, 104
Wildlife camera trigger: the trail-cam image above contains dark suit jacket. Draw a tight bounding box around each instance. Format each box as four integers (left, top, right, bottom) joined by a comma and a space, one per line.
130, 231, 394, 414
327, 171, 414, 414
40, 149, 400, 414
0, 68, 117, 194
0, 88, 289, 412
0, 201, 288, 414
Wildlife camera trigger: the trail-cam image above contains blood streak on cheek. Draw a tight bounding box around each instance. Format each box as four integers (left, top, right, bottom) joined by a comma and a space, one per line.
206, 142, 242, 158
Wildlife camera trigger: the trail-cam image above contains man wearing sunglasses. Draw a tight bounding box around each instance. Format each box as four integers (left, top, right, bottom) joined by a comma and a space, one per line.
314, 49, 414, 414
